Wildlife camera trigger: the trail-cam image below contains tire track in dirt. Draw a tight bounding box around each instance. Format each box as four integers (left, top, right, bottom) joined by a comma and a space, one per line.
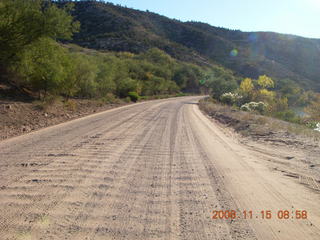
189, 103, 320, 240
183, 106, 257, 239
43, 104, 170, 239
79, 104, 177, 240
1, 96, 319, 240
0, 103, 158, 187
0, 101, 167, 239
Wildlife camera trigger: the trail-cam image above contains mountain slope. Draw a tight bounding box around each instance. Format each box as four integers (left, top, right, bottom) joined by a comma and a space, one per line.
64, 1, 320, 91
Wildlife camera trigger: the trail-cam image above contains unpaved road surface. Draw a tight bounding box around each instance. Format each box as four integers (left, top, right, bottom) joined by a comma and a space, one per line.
0, 96, 319, 240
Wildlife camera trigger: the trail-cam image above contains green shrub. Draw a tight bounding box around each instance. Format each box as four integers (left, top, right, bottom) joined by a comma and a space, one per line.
175, 92, 187, 97
117, 78, 138, 98
273, 110, 301, 123
139, 96, 149, 100
103, 93, 117, 103
128, 92, 140, 102
220, 92, 242, 105
124, 96, 131, 103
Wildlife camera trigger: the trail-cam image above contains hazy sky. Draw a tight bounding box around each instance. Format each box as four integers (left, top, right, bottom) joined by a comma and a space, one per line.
104, 0, 320, 39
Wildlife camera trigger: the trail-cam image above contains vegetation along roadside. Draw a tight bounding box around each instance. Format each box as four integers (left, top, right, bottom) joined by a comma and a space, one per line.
1, 0, 320, 141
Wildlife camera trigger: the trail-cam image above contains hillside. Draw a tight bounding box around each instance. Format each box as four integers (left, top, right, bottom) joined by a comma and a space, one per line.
65, 1, 320, 91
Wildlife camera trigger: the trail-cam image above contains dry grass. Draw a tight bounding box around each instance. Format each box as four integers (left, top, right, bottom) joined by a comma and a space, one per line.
32, 96, 64, 112
64, 99, 78, 111
199, 98, 320, 143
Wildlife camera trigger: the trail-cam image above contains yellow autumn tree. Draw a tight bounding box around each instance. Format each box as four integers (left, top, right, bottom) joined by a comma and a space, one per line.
254, 75, 276, 105
240, 78, 254, 93
257, 75, 274, 89
259, 89, 275, 98
239, 77, 254, 102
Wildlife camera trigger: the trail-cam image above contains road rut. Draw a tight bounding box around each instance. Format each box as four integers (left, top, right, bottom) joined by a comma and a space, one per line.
0, 96, 319, 239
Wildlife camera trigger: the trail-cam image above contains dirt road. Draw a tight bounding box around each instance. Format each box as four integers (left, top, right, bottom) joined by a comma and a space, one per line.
0, 96, 319, 240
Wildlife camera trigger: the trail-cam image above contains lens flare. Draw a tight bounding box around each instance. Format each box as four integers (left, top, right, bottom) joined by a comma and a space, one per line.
230, 49, 238, 57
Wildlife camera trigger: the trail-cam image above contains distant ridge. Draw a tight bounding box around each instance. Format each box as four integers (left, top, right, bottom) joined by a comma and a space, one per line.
63, 1, 320, 91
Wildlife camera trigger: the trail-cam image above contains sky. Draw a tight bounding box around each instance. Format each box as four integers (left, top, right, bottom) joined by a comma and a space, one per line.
103, 0, 320, 39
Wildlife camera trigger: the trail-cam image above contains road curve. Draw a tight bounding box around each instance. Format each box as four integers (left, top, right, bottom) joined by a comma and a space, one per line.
0, 96, 319, 240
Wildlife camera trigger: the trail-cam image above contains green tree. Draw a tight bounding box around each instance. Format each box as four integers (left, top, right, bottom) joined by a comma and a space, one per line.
96, 63, 117, 97
205, 67, 238, 99
0, 0, 79, 64
117, 77, 138, 98
14, 38, 70, 99
72, 53, 98, 98
173, 64, 203, 92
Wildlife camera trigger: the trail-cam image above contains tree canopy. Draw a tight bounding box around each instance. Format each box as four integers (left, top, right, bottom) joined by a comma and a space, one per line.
0, 0, 79, 64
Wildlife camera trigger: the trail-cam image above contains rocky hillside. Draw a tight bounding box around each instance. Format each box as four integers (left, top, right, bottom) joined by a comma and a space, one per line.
63, 1, 320, 91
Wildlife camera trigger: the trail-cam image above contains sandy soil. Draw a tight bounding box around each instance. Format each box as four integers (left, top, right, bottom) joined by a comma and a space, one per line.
0, 96, 319, 239
0, 99, 130, 141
